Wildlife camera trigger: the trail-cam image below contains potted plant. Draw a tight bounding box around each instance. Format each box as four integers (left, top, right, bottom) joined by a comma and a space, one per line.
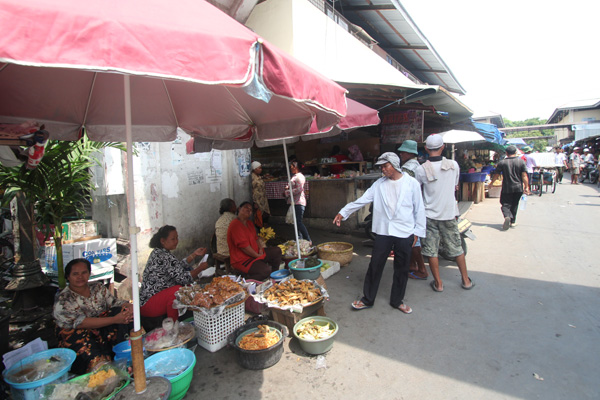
0, 133, 124, 288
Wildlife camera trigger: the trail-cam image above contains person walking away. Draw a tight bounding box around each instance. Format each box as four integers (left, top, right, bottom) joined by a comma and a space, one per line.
489, 146, 530, 231
397, 140, 428, 280
284, 161, 311, 243
554, 147, 568, 183
569, 147, 582, 184
414, 134, 474, 292
333, 152, 425, 314
522, 146, 537, 183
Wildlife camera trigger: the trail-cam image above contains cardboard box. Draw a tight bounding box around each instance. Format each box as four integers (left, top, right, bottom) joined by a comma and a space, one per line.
61, 220, 99, 242
43, 238, 117, 282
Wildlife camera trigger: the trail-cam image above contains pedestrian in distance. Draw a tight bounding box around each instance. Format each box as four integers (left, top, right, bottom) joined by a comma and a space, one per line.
333, 152, 426, 314
414, 134, 475, 292
554, 147, 568, 183
489, 145, 530, 231
569, 147, 582, 184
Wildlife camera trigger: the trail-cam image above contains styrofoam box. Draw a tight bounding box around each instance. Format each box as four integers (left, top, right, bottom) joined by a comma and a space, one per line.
320, 259, 340, 280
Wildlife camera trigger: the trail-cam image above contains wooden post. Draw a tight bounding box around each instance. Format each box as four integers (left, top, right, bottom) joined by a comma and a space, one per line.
130, 329, 147, 393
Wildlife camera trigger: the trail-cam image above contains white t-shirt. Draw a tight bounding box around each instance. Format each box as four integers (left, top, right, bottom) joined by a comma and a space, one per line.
415, 159, 460, 221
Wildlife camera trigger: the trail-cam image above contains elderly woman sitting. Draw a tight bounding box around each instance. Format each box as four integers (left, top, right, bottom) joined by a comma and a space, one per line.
53, 258, 133, 374
140, 225, 208, 321
227, 201, 282, 281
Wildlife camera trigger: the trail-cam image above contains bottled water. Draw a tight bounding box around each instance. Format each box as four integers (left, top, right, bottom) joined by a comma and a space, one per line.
519, 194, 527, 210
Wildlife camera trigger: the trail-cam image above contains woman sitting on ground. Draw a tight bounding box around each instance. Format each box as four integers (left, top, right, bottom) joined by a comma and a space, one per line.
53, 258, 133, 374
140, 225, 208, 321
227, 201, 282, 281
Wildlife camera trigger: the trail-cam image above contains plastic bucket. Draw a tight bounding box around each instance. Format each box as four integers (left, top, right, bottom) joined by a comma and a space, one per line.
228, 320, 288, 370
289, 258, 323, 280
293, 316, 338, 355
2, 348, 76, 400
270, 269, 291, 283
144, 348, 196, 400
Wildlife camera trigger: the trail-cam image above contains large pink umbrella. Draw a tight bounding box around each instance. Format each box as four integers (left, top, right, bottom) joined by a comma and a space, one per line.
0, 0, 348, 392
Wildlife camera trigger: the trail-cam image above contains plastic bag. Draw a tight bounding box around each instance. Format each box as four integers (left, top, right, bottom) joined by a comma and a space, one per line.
285, 205, 294, 224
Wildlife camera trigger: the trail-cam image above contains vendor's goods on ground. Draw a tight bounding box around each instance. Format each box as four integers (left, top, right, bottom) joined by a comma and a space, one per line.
295, 318, 335, 340
263, 278, 322, 306
278, 240, 314, 258
41, 364, 129, 400
144, 320, 196, 352
176, 276, 244, 310
237, 325, 280, 350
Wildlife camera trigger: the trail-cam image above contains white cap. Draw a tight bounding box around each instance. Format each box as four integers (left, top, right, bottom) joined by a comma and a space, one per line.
425, 134, 444, 150
251, 161, 261, 170
583, 148, 590, 152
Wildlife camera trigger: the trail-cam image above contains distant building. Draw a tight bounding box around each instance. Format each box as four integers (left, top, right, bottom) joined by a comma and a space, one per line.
547, 98, 600, 144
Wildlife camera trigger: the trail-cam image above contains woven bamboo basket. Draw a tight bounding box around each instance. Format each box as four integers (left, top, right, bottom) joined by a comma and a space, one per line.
316, 242, 353, 266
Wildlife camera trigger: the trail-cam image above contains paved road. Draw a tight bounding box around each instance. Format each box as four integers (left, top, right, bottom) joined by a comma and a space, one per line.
188, 177, 600, 400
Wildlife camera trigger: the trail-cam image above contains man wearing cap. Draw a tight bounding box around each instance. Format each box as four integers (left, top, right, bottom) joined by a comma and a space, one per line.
333, 152, 426, 314
251, 161, 270, 227
489, 146, 530, 230
414, 134, 474, 292
569, 148, 582, 184
398, 140, 428, 280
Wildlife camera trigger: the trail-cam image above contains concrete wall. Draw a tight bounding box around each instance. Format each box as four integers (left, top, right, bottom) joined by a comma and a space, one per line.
246, 0, 417, 87
92, 131, 251, 273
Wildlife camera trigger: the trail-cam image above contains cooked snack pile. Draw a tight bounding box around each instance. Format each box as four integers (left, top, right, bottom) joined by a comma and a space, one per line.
263, 278, 321, 306
87, 368, 116, 388
177, 277, 243, 309
238, 325, 280, 350
295, 319, 335, 340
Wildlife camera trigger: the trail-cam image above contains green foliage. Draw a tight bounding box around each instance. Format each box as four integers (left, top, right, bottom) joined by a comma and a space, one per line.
503, 117, 551, 153
0, 134, 125, 287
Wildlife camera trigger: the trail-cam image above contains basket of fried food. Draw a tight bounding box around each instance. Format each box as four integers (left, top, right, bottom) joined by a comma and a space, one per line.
228, 320, 288, 370
174, 276, 247, 316
316, 242, 354, 266
251, 278, 328, 313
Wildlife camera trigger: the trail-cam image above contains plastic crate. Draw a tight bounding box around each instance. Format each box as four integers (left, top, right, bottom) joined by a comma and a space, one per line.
194, 301, 245, 352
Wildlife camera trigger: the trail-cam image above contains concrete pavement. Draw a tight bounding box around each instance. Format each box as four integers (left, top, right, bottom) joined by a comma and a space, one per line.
188, 177, 600, 400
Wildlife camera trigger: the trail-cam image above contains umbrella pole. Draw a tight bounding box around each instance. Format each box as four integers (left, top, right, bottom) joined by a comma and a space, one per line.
452, 144, 455, 160
282, 140, 301, 258
124, 75, 147, 393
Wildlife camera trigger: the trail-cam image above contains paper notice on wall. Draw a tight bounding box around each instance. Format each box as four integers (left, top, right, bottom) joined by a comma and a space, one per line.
104, 147, 125, 195
211, 150, 222, 171
210, 182, 220, 192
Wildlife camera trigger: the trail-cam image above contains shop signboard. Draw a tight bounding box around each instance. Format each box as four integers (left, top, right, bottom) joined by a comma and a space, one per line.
380, 110, 424, 143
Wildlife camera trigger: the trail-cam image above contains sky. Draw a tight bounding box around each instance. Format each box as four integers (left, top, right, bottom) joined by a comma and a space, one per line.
400, 0, 600, 122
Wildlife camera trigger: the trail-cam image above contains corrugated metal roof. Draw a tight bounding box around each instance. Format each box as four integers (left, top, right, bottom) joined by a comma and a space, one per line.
547, 98, 600, 123
332, 0, 466, 95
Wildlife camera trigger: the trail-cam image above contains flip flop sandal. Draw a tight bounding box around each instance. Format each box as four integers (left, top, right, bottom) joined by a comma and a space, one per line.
397, 304, 412, 314
351, 300, 373, 310
430, 280, 443, 292
408, 271, 427, 280
461, 278, 475, 290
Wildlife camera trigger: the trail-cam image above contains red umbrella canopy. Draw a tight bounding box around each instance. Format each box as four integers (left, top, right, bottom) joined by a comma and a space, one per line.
0, 0, 348, 142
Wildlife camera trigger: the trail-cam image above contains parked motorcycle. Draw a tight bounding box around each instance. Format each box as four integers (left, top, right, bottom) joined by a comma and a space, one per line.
438, 217, 476, 261
579, 162, 599, 184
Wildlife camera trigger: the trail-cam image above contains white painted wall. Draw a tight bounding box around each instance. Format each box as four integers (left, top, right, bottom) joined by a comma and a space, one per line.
92, 131, 251, 270
246, 0, 418, 87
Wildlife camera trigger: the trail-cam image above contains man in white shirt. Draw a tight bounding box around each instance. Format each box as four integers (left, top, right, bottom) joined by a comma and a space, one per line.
334, 152, 425, 314
554, 147, 568, 183
415, 134, 475, 292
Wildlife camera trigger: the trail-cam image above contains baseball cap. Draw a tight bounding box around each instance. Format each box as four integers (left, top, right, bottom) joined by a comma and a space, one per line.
583, 148, 590, 152
522, 146, 532, 153
425, 134, 444, 150
251, 161, 261, 170
374, 152, 401, 172
397, 140, 418, 155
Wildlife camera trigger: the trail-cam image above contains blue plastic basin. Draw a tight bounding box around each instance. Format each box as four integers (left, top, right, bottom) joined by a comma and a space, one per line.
145, 348, 196, 400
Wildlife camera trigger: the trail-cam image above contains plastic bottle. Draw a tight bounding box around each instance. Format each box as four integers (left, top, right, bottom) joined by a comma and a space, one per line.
519, 194, 527, 210
26, 139, 48, 170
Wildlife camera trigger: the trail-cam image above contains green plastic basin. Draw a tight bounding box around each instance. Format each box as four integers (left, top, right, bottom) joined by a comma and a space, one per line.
293, 316, 338, 355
